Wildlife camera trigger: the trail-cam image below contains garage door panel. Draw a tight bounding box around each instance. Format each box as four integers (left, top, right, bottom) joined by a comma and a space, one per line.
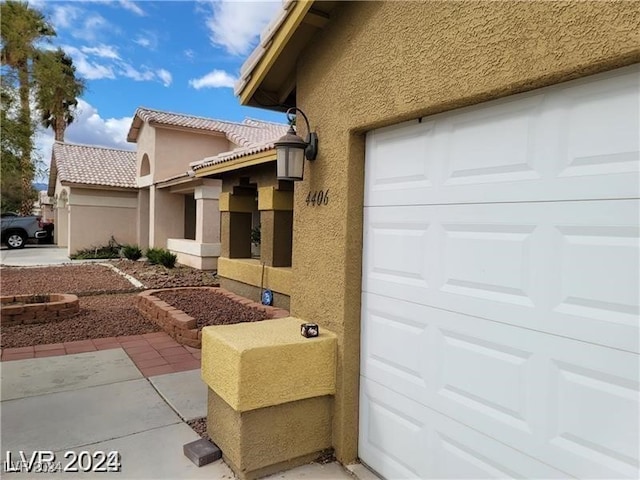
361, 294, 432, 402
360, 378, 570, 479
363, 200, 639, 352
441, 223, 536, 308
365, 65, 639, 207
361, 67, 640, 479
549, 360, 639, 476
558, 67, 639, 179
443, 94, 544, 186
361, 293, 640, 478
554, 225, 639, 327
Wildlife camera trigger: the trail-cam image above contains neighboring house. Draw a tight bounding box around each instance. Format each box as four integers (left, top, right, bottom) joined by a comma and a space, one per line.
126, 107, 288, 270
48, 142, 137, 255
33, 190, 54, 222
200, 2, 639, 479
47, 108, 288, 266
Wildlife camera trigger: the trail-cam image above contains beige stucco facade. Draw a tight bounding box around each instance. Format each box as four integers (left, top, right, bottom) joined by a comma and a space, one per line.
233, 0, 640, 466
64, 187, 138, 255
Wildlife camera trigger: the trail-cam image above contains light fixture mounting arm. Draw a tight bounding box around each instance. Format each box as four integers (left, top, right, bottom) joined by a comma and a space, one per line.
285, 107, 317, 161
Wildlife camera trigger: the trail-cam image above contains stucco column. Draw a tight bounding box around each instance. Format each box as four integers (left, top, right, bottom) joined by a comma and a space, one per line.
137, 188, 150, 248
258, 187, 294, 267
194, 184, 221, 244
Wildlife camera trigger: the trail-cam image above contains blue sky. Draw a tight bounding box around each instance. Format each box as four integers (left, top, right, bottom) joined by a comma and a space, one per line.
30, 0, 284, 180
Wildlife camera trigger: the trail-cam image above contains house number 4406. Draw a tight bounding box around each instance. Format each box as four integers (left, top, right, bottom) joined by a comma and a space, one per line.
306, 189, 329, 206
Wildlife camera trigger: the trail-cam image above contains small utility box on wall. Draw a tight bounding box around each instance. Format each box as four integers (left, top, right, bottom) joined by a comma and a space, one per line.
201, 317, 337, 480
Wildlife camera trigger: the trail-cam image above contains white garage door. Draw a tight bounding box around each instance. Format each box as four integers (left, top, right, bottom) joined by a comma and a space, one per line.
360, 65, 639, 479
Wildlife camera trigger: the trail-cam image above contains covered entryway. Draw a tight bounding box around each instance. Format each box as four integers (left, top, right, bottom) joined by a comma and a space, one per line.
359, 66, 639, 479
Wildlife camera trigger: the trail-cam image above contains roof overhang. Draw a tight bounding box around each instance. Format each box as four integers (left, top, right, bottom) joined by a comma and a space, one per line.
195, 149, 277, 177
59, 181, 137, 192
236, 0, 337, 110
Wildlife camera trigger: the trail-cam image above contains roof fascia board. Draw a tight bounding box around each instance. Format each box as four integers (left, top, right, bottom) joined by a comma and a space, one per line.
60, 181, 137, 192
239, 0, 315, 105
195, 150, 276, 176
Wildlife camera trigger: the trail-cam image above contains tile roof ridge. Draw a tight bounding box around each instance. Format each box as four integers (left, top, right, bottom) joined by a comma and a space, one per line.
135, 106, 251, 127
242, 117, 289, 127
54, 141, 134, 154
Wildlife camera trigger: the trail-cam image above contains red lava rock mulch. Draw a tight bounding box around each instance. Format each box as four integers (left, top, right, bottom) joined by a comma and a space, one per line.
0, 293, 161, 349
109, 260, 219, 289
0, 264, 136, 296
153, 289, 268, 328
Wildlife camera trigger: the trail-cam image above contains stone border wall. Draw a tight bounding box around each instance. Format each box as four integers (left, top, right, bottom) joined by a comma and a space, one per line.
134, 287, 289, 349
1, 294, 80, 326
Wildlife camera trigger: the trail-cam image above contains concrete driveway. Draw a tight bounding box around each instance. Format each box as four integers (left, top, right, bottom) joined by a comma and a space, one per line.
0, 244, 72, 267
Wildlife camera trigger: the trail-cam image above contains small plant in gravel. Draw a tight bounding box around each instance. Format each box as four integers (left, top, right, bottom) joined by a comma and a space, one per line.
146, 247, 177, 268
70, 236, 121, 260
121, 244, 143, 261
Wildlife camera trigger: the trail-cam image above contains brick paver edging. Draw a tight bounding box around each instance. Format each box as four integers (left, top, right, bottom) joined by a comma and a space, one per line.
0, 332, 201, 377
134, 287, 289, 349
1, 293, 79, 326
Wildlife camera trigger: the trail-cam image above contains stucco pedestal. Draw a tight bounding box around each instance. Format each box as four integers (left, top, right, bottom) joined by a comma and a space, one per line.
201, 317, 337, 479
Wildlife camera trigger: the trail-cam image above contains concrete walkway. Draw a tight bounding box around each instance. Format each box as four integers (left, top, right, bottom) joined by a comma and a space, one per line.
0, 245, 73, 267
1, 332, 201, 377
0, 349, 353, 479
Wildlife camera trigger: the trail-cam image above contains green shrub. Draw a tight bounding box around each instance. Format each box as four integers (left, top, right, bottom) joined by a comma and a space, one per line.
145, 247, 177, 268
121, 244, 142, 261
70, 244, 120, 259
158, 250, 177, 268
145, 247, 164, 265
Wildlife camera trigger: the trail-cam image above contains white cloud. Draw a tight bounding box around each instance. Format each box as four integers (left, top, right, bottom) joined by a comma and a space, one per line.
134, 37, 151, 48
50, 4, 82, 30
63, 45, 115, 80
204, 0, 281, 55
35, 99, 134, 182
118, 0, 145, 16
119, 63, 155, 82
189, 69, 236, 89
157, 69, 172, 87
73, 14, 110, 42
81, 44, 120, 60
134, 31, 158, 50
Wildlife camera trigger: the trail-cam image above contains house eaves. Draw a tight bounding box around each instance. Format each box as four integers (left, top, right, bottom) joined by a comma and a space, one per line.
193, 149, 277, 177
235, 0, 336, 110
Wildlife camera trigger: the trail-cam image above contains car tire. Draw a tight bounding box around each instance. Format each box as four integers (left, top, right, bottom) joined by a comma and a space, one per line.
5, 231, 26, 249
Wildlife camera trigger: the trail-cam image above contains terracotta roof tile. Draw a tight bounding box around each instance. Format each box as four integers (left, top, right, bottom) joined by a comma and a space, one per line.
190, 126, 286, 171
128, 107, 288, 147
52, 142, 136, 188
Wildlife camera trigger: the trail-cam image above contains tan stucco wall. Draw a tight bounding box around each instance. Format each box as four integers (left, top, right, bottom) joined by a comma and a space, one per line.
154, 128, 232, 182
289, 0, 640, 463
67, 188, 138, 254
149, 186, 184, 248
136, 124, 156, 185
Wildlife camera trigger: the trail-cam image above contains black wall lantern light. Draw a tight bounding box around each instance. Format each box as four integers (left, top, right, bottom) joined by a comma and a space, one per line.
274, 107, 318, 181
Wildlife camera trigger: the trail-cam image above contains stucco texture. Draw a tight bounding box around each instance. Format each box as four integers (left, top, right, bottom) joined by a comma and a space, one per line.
201, 317, 336, 412
290, 0, 640, 463
67, 188, 138, 254
207, 388, 332, 479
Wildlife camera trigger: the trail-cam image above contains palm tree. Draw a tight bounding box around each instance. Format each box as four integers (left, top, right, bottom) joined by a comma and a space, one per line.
0, 1, 55, 214
34, 48, 85, 142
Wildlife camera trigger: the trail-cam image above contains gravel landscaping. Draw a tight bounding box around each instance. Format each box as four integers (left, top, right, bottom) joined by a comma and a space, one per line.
153, 289, 268, 328
1, 264, 135, 296
0, 262, 226, 349
0, 293, 161, 348
109, 260, 219, 289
